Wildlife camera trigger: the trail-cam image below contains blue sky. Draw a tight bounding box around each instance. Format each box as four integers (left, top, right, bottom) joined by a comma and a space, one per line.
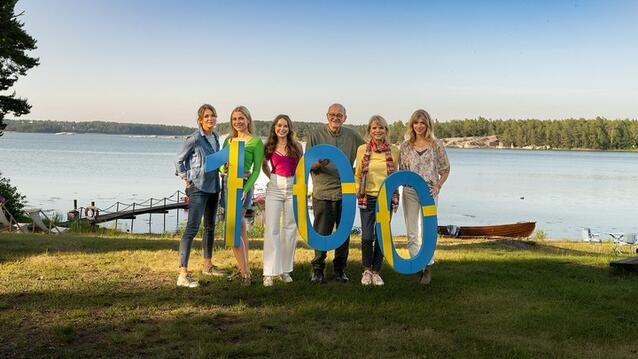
13, 0, 638, 126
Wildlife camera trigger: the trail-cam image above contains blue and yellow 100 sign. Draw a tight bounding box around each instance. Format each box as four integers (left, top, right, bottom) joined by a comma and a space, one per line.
207, 144, 438, 275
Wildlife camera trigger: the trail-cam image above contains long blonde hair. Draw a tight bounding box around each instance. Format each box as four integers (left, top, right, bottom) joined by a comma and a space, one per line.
229, 105, 255, 137
407, 109, 436, 144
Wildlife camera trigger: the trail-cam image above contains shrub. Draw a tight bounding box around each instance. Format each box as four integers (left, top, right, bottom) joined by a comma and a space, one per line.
0, 172, 27, 221
533, 230, 547, 241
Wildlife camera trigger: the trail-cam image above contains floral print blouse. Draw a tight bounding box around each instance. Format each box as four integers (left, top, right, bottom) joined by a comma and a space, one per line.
399, 139, 450, 185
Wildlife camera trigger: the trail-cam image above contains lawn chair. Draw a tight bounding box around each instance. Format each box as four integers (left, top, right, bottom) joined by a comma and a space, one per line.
26, 208, 68, 234
581, 228, 601, 243
622, 233, 637, 245
608, 232, 637, 245
0, 203, 29, 233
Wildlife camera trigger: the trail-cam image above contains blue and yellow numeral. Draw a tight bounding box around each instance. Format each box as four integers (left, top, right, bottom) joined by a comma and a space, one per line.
376, 171, 438, 274
293, 144, 356, 251
205, 141, 244, 247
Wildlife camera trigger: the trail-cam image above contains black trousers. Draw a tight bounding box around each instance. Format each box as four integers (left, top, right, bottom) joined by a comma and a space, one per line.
311, 198, 350, 273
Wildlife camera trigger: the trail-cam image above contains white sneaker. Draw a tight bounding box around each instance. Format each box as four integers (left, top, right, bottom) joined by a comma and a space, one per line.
371, 272, 384, 286
361, 270, 373, 285
177, 273, 199, 288
280, 273, 293, 283
263, 276, 274, 287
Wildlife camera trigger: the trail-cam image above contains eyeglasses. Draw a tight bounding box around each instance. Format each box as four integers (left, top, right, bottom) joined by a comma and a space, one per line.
327, 113, 344, 119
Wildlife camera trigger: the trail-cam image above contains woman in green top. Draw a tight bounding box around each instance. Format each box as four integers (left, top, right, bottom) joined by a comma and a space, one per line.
223, 105, 264, 285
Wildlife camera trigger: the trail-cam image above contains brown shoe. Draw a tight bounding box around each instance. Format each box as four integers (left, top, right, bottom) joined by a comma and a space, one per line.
202, 265, 226, 277
241, 273, 252, 287
419, 268, 432, 285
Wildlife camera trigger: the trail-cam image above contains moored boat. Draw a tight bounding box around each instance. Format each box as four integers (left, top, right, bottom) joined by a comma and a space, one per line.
438, 222, 536, 238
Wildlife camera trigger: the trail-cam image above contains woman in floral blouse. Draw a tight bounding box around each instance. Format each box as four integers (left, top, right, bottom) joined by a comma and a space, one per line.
399, 109, 450, 285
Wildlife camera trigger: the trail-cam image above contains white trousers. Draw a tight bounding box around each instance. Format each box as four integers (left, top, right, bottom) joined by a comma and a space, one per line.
263, 174, 297, 276
402, 187, 435, 266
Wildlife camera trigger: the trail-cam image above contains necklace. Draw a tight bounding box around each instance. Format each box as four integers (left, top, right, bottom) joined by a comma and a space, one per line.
413, 139, 431, 151
276, 142, 288, 155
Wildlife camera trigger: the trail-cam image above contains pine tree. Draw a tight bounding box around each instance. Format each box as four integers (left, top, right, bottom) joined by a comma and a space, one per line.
0, 0, 39, 136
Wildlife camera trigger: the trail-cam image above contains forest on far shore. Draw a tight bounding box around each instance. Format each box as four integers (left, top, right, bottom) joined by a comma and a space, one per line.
5, 117, 638, 150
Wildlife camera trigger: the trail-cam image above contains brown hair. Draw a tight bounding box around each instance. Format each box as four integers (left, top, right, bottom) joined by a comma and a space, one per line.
264, 114, 302, 160
196, 104, 217, 127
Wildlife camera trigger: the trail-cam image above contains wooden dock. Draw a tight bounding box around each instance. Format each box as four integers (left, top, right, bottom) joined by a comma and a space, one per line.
64, 190, 189, 233
93, 202, 187, 223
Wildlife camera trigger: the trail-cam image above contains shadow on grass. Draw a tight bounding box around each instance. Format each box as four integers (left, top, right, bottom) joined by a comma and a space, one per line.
0, 234, 180, 263
2, 254, 638, 357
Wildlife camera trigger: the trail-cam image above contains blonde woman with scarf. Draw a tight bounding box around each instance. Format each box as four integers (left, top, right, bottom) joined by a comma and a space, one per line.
354, 115, 399, 286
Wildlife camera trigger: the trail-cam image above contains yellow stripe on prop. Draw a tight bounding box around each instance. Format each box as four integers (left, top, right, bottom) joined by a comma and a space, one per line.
341, 182, 356, 194
293, 158, 308, 242
225, 142, 244, 247
376, 187, 394, 269
422, 205, 437, 217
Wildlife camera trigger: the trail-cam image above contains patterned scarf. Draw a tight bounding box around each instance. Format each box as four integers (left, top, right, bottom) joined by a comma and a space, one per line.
358, 140, 399, 209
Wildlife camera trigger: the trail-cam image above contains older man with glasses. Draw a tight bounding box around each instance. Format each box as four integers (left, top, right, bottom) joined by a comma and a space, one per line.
307, 103, 365, 283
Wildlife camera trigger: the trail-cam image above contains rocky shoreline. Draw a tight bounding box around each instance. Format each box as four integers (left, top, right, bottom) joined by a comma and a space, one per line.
441, 135, 550, 150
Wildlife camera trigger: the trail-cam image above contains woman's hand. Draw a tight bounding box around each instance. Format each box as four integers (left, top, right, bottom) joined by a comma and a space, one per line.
430, 183, 441, 198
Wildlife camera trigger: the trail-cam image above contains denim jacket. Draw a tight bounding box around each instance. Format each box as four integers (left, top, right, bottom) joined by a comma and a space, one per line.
175, 130, 221, 193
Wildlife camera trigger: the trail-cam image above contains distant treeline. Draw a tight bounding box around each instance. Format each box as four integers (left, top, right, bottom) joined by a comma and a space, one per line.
4, 119, 196, 136
6, 117, 638, 150
433, 117, 638, 150
5, 119, 375, 142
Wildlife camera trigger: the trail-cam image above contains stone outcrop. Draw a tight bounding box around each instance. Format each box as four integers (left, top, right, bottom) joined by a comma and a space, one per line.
441, 136, 552, 149
442, 135, 503, 149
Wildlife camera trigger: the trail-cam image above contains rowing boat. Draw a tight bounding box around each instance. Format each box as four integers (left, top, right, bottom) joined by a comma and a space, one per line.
437, 222, 536, 238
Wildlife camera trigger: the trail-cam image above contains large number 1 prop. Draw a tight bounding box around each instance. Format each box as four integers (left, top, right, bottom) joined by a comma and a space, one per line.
292, 144, 357, 251
205, 140, 244, 248
376, 171, 438, 274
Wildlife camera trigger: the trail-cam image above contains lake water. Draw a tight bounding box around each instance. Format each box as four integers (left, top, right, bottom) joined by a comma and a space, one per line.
1, 132, 637, 239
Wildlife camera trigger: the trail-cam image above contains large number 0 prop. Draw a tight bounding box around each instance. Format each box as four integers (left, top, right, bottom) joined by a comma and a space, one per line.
292, 144, 357, 251
376, 171, 438, 274
205, 140, 244, 247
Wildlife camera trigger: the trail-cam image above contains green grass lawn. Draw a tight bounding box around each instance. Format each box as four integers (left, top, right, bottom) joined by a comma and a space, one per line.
1, 232, 637, 358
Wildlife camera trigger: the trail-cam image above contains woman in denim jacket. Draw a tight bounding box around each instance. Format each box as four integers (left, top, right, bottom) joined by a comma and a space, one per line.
174, 104, 224, 288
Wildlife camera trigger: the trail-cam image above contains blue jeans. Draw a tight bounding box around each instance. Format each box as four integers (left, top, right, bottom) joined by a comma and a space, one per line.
179, 189, 219, 268
360, 195, 383, 273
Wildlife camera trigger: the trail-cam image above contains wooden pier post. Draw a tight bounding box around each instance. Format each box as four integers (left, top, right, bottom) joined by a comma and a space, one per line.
148, 199, 153, 234
163, 198, 167, 233
130, 203, 135, 232
114, 202, 119, 231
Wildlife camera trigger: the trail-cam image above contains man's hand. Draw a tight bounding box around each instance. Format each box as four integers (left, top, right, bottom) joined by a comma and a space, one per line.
311, 159, 330, 171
